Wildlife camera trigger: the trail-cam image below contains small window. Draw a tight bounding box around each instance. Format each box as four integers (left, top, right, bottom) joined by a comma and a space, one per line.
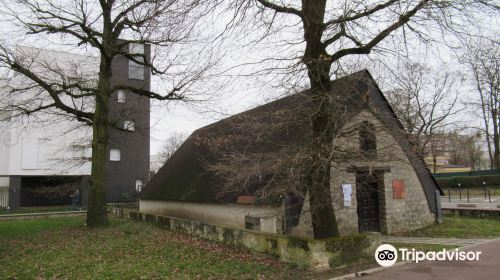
124, 120, 135, 132
244, 215, 261, 231
128, 43, 145, 80
359, 121, 376, 158
110, 148, 121, 161
117, 90, 126, 103
135, 179, 143, 192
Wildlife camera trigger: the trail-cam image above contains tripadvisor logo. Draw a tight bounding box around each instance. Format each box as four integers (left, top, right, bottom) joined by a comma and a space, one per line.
375, 244, 398, 267
375, 244, 482, 267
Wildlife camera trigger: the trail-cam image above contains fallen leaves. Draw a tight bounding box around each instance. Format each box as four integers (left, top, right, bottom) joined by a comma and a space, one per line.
0, 216, 291, 279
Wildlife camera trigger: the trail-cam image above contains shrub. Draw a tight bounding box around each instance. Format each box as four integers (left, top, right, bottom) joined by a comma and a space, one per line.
436, 174, 500, 188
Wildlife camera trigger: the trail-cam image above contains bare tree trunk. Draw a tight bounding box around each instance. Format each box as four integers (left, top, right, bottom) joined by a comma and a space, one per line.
431, 147, 438, 173
303, 0, 339, 238
0, 0, 210, 227
310, 102, 340, 238
492, 109, 500, 168
86, 55, 111, 226
87, 13, 113, 225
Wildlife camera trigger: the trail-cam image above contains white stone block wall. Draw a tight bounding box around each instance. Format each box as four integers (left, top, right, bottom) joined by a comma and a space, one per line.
292, 110, 435, 237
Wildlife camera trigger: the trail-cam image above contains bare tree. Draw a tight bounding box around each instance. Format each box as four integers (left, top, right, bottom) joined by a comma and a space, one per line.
0, 0, 215, 226
214, 0, 497, 238
464, 39, 500, 168
158, 132, 187, 163
446, 130, 483, 170
385, 62, 462, 170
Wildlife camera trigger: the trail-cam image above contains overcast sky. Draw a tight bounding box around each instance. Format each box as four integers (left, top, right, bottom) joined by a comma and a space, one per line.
0, 1, 498, 156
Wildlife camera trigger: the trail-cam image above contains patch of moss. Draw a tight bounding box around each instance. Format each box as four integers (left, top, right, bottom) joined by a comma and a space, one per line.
144, 214, 156, 223
284, 247, 310, 269
324, 234, 371, 268
203, 224, 217, 236
323, 234, 369, 253
157, 216, 171, 229
222, 228, 235, 244
266, 238, 278, 251
287, 236, 309, 251
128, 211, 139, 220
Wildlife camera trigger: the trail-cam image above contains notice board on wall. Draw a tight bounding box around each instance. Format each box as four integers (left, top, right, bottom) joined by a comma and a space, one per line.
342, 183, 352, 207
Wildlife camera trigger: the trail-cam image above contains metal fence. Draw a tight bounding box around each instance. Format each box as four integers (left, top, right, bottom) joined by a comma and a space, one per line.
441, 187, 500, 203
0, 186, 140, 216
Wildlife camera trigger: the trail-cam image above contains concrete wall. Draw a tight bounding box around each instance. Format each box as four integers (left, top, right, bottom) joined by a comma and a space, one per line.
112, 208, 380, 270
140, 200, 282, 233
292, 110, 435, 236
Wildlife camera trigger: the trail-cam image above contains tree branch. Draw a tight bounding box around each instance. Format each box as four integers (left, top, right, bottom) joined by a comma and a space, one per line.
255, 0, 303, 18
329, 0, 429, 62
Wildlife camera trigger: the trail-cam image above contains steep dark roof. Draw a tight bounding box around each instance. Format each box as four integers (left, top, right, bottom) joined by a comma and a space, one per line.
142, 70, 442, 214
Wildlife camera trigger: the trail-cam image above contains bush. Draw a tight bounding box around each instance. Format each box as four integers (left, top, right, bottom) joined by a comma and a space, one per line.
436, 174, 500, 188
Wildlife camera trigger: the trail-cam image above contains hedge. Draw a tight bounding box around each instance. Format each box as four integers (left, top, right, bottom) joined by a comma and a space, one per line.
435, 174, 500, 189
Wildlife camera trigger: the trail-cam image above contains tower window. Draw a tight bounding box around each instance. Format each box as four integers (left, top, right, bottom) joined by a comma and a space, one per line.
135, 179, 143, 192
117, 90, 126, 103
110, 148, 121, 161
124, 120, 135, 132
128, 43, 144, 80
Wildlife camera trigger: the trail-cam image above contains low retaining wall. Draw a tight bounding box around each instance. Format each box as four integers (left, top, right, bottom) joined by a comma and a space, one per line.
110, 208, 380, 270
0, 211, 86, 221
443, 208, 500, 219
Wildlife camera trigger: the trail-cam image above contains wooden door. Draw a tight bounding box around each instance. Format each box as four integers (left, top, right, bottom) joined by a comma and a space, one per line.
356, 171, 381, 232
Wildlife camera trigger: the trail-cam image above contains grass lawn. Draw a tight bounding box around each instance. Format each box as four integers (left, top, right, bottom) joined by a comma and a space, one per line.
0, 216, 369, 279
406, 215, 500, 239
0, 216, 84, 239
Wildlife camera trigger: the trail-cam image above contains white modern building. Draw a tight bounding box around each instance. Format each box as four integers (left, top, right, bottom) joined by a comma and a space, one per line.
0, 44, 151, 209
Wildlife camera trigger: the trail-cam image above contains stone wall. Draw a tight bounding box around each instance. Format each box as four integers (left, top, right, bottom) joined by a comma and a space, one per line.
291, 110, 436, 236
110, 208, 380, 270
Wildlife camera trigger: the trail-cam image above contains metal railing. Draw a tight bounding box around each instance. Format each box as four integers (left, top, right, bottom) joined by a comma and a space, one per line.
441, 187, 500, 203
0, 186, 140, 216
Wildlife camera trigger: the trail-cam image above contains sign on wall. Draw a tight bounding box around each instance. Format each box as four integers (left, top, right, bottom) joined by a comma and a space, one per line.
392, 179, 405, 199
341, 183, 352, 207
